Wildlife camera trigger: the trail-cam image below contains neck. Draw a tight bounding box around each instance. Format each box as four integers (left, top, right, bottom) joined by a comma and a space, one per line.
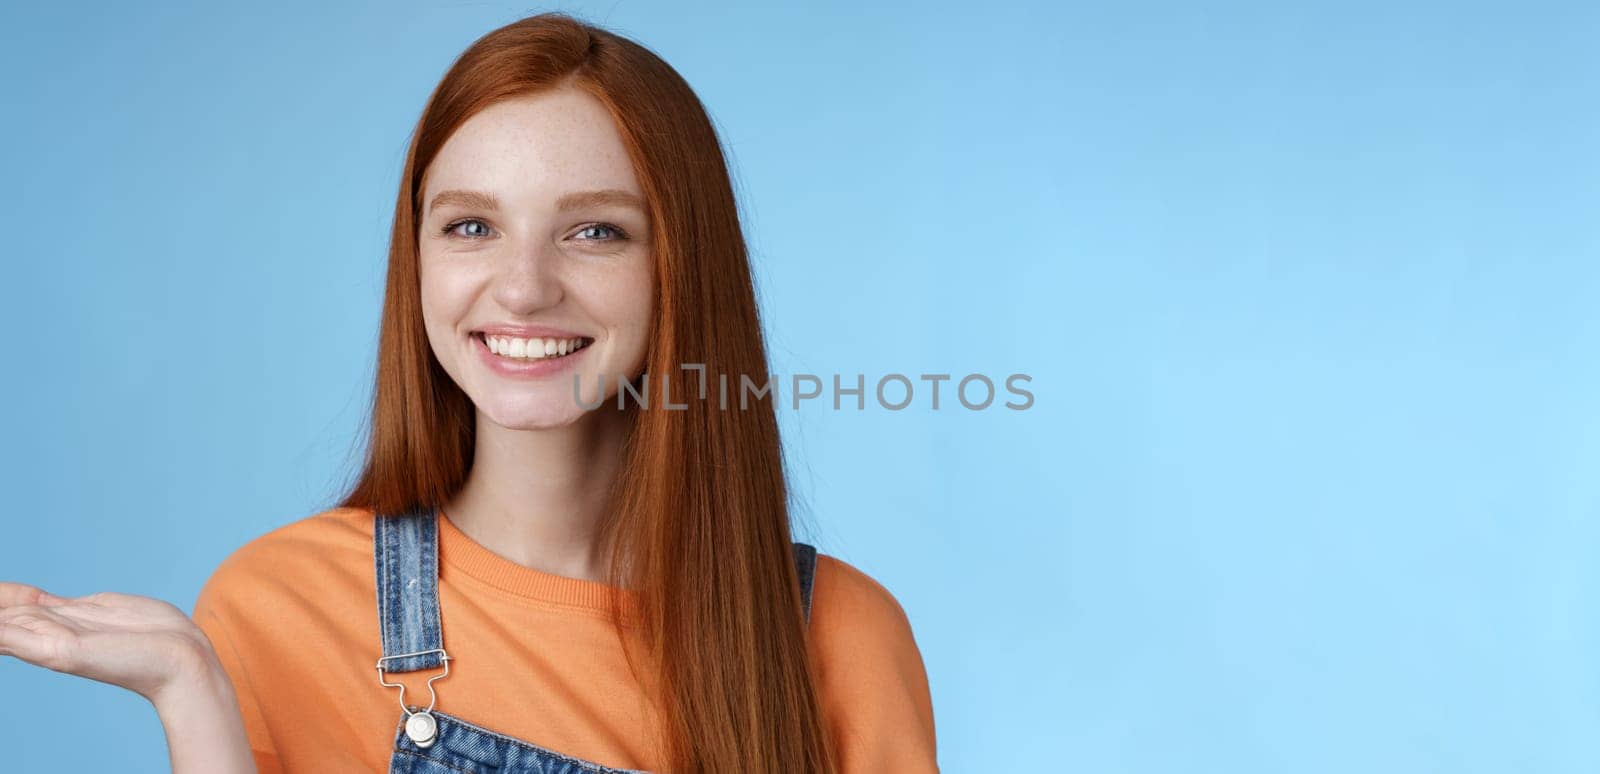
443, 407, 631, 583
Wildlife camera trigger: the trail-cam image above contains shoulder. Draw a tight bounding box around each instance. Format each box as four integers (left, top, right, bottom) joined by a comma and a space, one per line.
809, 553, 914, 636
806, 552, 925, 678
805, 552, 939, 770
189, 506, 378, 768
193, 506, 377, 623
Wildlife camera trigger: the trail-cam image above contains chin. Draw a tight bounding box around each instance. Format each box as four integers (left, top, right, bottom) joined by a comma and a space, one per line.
478, 397, 591, 431
489, 412, 587, 432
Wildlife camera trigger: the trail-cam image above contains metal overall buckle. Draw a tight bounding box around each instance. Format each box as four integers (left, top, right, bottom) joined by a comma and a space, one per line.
376, 647, 452, 748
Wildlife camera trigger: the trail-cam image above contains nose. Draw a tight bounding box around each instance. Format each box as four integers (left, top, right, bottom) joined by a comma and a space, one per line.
491, 238, 564, 312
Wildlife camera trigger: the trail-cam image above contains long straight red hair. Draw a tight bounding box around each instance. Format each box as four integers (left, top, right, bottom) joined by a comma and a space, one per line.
332, 11, 834, 773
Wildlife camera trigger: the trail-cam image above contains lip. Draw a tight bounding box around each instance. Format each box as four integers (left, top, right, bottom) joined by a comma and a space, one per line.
472, 331, 592, 380
473, 322, 590, 339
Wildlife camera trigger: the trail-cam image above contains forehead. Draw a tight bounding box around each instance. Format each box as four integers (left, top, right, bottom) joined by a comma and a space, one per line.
421, 88, 642, 204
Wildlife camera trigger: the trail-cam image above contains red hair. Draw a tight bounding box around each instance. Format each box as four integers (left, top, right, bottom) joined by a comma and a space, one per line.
334, 12, 835, 772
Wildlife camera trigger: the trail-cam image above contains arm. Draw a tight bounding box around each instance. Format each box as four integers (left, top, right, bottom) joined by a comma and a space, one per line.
808, 556, 940, 773
150, 646, 257, 773
0, 583, 256, 773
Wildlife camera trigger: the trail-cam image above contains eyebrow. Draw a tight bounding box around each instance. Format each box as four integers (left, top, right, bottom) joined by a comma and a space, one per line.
425, 188, 647, 217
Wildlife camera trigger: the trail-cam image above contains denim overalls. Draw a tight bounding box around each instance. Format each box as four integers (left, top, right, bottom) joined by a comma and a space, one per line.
373, 504, 819, 773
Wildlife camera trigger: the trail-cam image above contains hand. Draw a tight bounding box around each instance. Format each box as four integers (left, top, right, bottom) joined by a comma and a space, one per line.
0, 582, 258, 772
0, 581, 216, 704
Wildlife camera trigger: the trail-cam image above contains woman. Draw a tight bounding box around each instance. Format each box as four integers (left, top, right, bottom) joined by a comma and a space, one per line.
0, 11, 936, 774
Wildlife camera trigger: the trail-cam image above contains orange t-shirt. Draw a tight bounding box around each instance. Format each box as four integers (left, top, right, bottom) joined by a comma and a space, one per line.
191, 506, 938, 772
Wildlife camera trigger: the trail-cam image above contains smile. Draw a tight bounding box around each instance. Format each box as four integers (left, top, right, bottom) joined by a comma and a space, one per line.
475, 332, 594, 361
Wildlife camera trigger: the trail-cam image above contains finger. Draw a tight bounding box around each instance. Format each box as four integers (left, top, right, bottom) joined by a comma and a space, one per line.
0, 612, 73, 671
0, 582, 46, 607
0, 585, 74, 608
0, 605, 82, 640
0, 604, 55, 626
0, 620, 47, 658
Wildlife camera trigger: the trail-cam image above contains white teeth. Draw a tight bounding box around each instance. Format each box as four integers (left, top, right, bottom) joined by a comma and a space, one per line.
483, 334, 589, 361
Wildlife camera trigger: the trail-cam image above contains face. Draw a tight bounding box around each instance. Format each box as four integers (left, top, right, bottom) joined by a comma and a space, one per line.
417, 88, 655, 430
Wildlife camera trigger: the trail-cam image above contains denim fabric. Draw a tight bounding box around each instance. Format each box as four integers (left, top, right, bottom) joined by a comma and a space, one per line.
792, 542, 818, 621
374, 505, 819, 773
389, 709, 647, 774
375, 503, 447, 672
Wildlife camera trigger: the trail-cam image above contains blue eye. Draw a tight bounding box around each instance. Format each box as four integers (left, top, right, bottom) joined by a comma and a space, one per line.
576, 223, 628, 241
441, 218, 494, 239
436, 219, 629, 242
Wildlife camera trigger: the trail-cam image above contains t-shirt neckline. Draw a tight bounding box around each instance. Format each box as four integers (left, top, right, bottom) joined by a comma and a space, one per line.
436, 506, 637, 618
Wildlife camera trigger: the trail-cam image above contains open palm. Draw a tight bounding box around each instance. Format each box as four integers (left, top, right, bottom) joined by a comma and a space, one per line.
0, 582, 213, 702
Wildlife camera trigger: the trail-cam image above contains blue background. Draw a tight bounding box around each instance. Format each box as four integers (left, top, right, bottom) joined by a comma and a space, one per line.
2, 1, 1596, 771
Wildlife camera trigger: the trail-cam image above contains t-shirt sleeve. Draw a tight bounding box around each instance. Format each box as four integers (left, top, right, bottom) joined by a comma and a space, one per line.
807, 553, 939, 773
193, 567, 284, 774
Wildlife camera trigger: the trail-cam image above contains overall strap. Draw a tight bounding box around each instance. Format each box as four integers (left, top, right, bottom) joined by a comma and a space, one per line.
373, 504, 447, 672
792, 542, 818, 623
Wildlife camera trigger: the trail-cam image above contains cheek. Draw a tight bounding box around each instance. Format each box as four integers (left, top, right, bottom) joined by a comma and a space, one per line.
575, 260, 655, 341
629, 269, 657, 328
419, 258, 475, 312
611, 265, 656, 344
417, 259, 484, 346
